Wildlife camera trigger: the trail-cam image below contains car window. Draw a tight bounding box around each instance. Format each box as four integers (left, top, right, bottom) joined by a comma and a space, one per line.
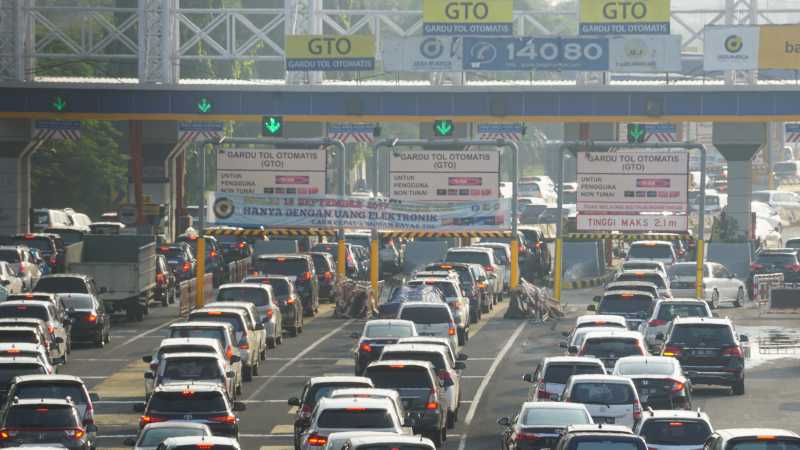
639, 419, 712, 445
159, 345, 215, 358
755, 253, 797, 265
317, 409, 393, 429
364, 325, 414, 338
521, 407, 590, 426
60, 296, 95, 310
400, 307, 451, 324
629, 245, 673, 259
543, 364, 605, 384
148, 391, 227, 413
0, 363, 47, 385
669, 264, 709, 278
310, 255, 331, 272
598, 297, 654, 315
615, 273, 666, 289
169, 328, 225, 346
0, 250, 20, 263
615, 360, 674, 376
574, 439, 642, 450
254, 258, 309, 275
5, 404, 78, 428
582, 338, 643, 359
161, 358, 222, 380
139, 428, 207, 446
189, 313, 244, 332
366, 366, 433, 389
14, 382, 88, 403
382, 351, 445, 371
445, 252, 490, 266
0, 330, 39, 344
0, 304, 49, 321
408, 281, 457, 298
656, 304, 709, 321
569, 382, 635, 404
668, 325, 735, 347
217, 288, 269, 307
34, 277, 88, 294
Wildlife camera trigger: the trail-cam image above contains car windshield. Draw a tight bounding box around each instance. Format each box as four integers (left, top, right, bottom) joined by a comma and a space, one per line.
310, 255, 331, 272
5, 405, 78, 428
400, 307, 451, 324
599, 297, 653, 315
14, 382, 87, 403
728, 440, 800, 450
670, 264, 709, 278
254, 258, 308, 276
159, 346, 214, 358
189, 313, 243, 332
59, 296, 94, 309
388, 287, 428, 304
756, 253, 797, 265
639, 419, 712, 445
623, 262, 660, 272
148, 391, 227, 413
544, 364, 605, 384
139, 427, 207, 446
367, 366, 433, 389
408, 281, 457, 298
574, 439, 642, 450
445, 252, 489, 266
582, 339, 643, 359
485, 247, 509, 265
169, 328, 225, 346
656, 304, 708, 321
569, 382, 635, 404
364, 325, 414, 338
0, 330, 38, 343
628, 245, 672, 259
669, 324, 735, 347
615, 360, 674, 376
0, 305, 48, 321
521, 407, 590, 426
0, 250, 20, 263
217, 288, 269, 307
34, 277, 88, 294
12, 238, 52, 253
615, 273, 666, 289
0, 364, 46, 385
161, 358, 221, 380
317, 409, 393, 429
382, 352, 445, 371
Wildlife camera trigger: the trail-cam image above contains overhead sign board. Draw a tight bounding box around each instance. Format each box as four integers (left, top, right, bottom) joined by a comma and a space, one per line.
462, 37, 609, 71
423, 0, 513, 36
579, 0, 671, 35
389, 150, 500, 202
327, 123, 375, 143
758, 25, 800, 70
703, 26, 758, 71
285, 35, 375, 71
477, 124, 525, 141
382, 36, 463, 72
577, 214, 688, 232
608, 35, 681, 72
217, 148, 327, 195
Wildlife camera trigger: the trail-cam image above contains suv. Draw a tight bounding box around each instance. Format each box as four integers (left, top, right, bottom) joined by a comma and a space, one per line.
524, 356, 606, 401
351, 320, 417, 375
613, 271, 672, 298
7, 374, 99, 435
188, 309, 261, 381
158, 244, 196, 282
445, 247, 503, 303
425, 262, 489, 320
176, 234, 225, 287
398, 302, 457, 352
640, 299, 712, 351
555, 425, 646, 450
287, 376, 374, 450
561, 375, 642, 429
210, 228, 253, 263
659, 317, 747, 395
0, 246, 40, 290
627, 241, 678, 269
0, 301, 69, 364
578, 330, 647, 372
308, 252, 336, 302
300, 397, 411, 450
634, 409, 713, 450
135, 383, 246, 438
498, 402, 593, 450
254, 254, 319, 316
34, 274, 99, 297
146, 352, 236, 401
364, 360, 448, 447
380, 286, 444, 319
0, 357, 52, 403
703, 429, 800, 450
199, 303, 268, 359
590, 291, 657, 331
603, 281, 660, 300
407, 278, 470, 345
242, 276, 303, 336
215, 283, 282, 349
0, 398, 96, 449
474, 242, 512, 293
167, 322, 241, 372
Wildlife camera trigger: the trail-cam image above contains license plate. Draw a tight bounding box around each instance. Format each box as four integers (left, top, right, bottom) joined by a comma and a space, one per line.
593, 416, 615, 424
420, 332, 437, 336
692, 349, 714, 356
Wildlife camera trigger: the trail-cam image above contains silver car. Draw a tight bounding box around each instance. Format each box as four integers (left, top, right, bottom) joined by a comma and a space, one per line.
124, 421, 211, 450
445, 247, 504, 302
397, 302, 458, 352
0, 301, 68, 364
215, 283, 282, 349
188, 309, 262, 381
197, 304, 267, 362
146, 352, 237, 401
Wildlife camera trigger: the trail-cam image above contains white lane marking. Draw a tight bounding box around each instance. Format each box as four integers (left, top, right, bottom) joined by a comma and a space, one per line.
247, 320, 354, 400
462, 375, 484, 379
464, 357, 499, 361
457, 320, 527, 450
270, 357, 342, 361
116, 319, 178, 348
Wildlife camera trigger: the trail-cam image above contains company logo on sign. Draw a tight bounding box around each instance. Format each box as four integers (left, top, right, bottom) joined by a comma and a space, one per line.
580, 0, 670, 35
286, 35, 375, 71
623, 38, 649, 59
423, 0, 513, 35
725, 34, 743, 53
420, 37, 446, 59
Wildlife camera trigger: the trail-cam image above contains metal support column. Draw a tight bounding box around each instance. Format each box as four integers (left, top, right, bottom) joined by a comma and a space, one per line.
129, 121, 146, 226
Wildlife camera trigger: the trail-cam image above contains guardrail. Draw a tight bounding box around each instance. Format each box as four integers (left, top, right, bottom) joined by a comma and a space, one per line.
753, 273, 784, 308
178, 273, 214, 317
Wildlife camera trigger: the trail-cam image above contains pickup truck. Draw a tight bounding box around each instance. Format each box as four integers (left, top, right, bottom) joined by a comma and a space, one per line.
67, 235, 156, 321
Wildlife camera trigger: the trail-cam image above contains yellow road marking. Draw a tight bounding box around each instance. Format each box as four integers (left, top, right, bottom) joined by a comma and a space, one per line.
335, 359, 353, 366
270, 424, 294, 434
288, 406, 298, 415
93, 360, 148, 399
94, 413, 138, 427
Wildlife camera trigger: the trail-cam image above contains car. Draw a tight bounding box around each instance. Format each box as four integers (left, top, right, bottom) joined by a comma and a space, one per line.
288, 376, 375, 450
10, 293, 66, 318
253, 254, 319, 316
157, 244, 196, 282
88, 221, 126, 235
751, 248, 800, 286
627, 241, 678, 269
577, 330, 647, 372
613, 356, 692, 410
59, 293, 110, 347
308, 252, 337, 302
0, 246, 41, 290
0, 397, 96, 449
209, 229, 253, 263
300, 396, 411, 450
145, 352, 237, 401
30, 208, 72, 232
215, 283, 283, 349
613, 271, 672, 299
669, 262, 745, 309
310, 243, 362, 280
634, 409, 713, 450
703, 429, 800, 450
0, 327, 49, 352
328, 388, 407, 423
0, 301, 69, 364
603, 281, 660, 300
474, 242, 513, 292
562, 327, 617, 356
497, 402, 593, 450
188, 309, 261, 381
0, 263, 22, 295
425, 262, 491, 319
406, 278, 470, 345
155, 255, 177, 307
364, 360, 449, 447
135, 383, 246, 438
123, 421, 211, 450
568, 315, 628, 335
620, 259, 668, 279
445, 247, 503, 303
380, 285, 446, 319
6, 374, 99, 437
0, 343, 50, 366
639, 299, 712, 350
380, 343, 466, 428
0, 357, 53, 403
395, 336, 468, 368
176, 234, 225, 287
33, 274, 99, 298
341, 434, 436, 450
397, 302, 458, 352
167, 322, 240, 369
351, 320, 417, 375
1, 234, 61, 274
143, 338, 241, 401
242, 276, 303, 336
554, 425, 646, 450
157, 435, 242, 450
588, 291, 657, 331
561, 374, 642, 429
323, 431, 403, 450
523, 356, 607, 402
659, 317, 747, 395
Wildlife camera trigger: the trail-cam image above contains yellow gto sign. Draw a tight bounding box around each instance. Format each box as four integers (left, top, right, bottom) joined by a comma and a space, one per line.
285, 35, 375, 71
579, 0, 671, 35
758, 25, 800, 69
423, 0, 513, 35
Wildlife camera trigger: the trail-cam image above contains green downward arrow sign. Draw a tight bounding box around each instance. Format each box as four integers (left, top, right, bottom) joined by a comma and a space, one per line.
628, 124, 646, 143
265, 117, 281, 134
52, 96, 67, 112
435, 120, 453, 136
197, 98, 212, 113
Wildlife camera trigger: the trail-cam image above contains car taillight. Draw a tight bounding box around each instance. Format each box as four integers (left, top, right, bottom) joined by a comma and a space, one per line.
140, 415, 165, 427
439, 370, 453, 382
785, 264, 800, 272
669, 379, 685, 392
286, 297, 296, 305
722, 346, 744, 358
197, 444, 214, 450
299, 404, 313, 419
65, 428, 85, 440
648, 319, 667, 327
0, 429, 16, 440
306, 434, 327, 446
324, 271, 333, 281
183, 262, 191, 273
239, 242, 247, 249
156, 273, 166, 285
86, 313, 97, 323
360, 343, 372, 353
536, 381, 549, 399
49, 256, 56, 266
426, 390, 439, 410
210, 415, 236, 424
48, 325, 54, 334
516, 432, 540, 442
478, 282, 487, 289
483, 265, 494, 272
448, 324, 456, 336
226, 346, 234, 361
239, 342, 249, 350
17, 264, 24, 274
210, 250, 218, 258
663, 346, 682, 357
633, 400, 642, 421
150, 362, 158, 371
302, 271, 313, 282
266, 308, 274, 320
750, 263, 764, 270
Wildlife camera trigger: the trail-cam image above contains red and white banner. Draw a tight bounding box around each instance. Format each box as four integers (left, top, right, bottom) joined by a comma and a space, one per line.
33, 121, 81, 141
328, 124, 375, 143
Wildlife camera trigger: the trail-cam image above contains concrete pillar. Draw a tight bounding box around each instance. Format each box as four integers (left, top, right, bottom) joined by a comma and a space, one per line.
713, 122, 766, 240
0, 119, 32, 234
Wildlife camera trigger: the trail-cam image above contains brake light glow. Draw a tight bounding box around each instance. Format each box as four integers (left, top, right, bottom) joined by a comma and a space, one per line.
722, 346, 744, 358
440, 264, 452, 269
302, 272, 313, 282
389, 364, 405, 368
86, 313, 97, 323
210, 415, 236, 424
448, 325, 456, 336
286, 297, 296, 305
663, 346, 682, 357
306, 434, 327, 446
757, 436, 777, 440
750, 263, 764, 270
239, 242, 247, 249
633, 399, 642, 421
785, 264, 800, 272
15, 306, 26, 310
346, 407, 367, 411
65, 428, 85, 440
239, 343, 249, 350
4, 349, 20, 354
226, 346, 234, 361
266, 309, 274, 320
670, 380, 685, 392
277, 257, 286, 262
483, 265, 494, 272
49, 256, 57, 266
426, 401, 438, 410
516, 432, 540, 442
669, 422, 685, 427
0, 429, 12, 440
47, 324, 54, 334
139, 415, 166, 427
206, 311, 223, 316
648, 319, 667, 327
323, 271, 333, 281
17, 264, 24, 274
197, 444, 214, 450
156, 273, 166, 285
210, 250, 217, 258
35, 407, 48, 412
181, 389, 195, 397
359, 343, 372, 353
183, 262, 191, 273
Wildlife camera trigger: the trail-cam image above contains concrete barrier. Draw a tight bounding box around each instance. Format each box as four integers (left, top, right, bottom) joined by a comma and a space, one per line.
178, 273, 215, 317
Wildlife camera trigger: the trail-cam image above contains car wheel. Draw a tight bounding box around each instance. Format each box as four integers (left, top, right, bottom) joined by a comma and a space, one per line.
94, 330, 104, 348
481, 301, 490, 314
242, 365, 253, 382
446, 410, 455, 429
469, 309, 478, 324
732, 378, 745, 395
735, 288, 744, 307
267, 338, 276, 350
711, 290, 720, 309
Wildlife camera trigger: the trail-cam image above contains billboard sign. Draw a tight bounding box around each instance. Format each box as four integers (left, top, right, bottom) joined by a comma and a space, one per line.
423, 0, 513, 36
285, 35, 375, 71
382, 36, 463, 72
217, 148, 327, 195
462, 37, 609, 71
389, 149, 500, 202
703, 26, 759, 71
579, 0, 671, 35
608, 35, 681, 72
758, 25, 800, 70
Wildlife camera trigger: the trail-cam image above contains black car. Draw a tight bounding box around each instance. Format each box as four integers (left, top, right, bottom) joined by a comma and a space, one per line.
34, 274, 99, 297
158, 244, 196, 282
155, 255, 177, 306
177, 234, 225, 287
242, 276, 303, 336
308, 252, 337, 302
253, 255, 318, 316
59, 293, 110, 348
424, 262, 482, 323
211, 230, 253, 263
554, 425, 646, 450
0, 398, 96, 449
310, 243, 361, 280
134, 383, 245, 438
750, 249, 800, 285
379, 286, 445, 319
498, 403, 593, 450
659, 317, 747, 395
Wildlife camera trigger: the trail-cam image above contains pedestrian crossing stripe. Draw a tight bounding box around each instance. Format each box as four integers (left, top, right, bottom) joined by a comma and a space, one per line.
270, 424, 294, 434
565, 233, 693, 242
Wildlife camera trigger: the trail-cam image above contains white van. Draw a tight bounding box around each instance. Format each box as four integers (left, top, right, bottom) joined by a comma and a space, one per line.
397, 302, 458, 352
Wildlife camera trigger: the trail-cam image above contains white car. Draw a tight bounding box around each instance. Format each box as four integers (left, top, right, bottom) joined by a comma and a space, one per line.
561, 374, 642, 429
398, 302, 458, 352
214, 284, 283, 349
639, 299, 712, 350
145, 352, 236, 401
445, 247, 503, 302
124, 421, 211, 450
577, 330, 647, 372
613, 270, 672, 299
343, 435, 436, 450
620, 259, 668, 279
0, 262, 23, 294
668, 262, 745, 309
159, 436, 241, 450
634, 409, 714, 450
474, 242, 512, 292
524, 356, 606, 401
199, 303, 268, 360
406, 277, 470, 345
324, 432, 401, 450
329, 388, 406, 422
0, 246, 40, 291
562, 316, 628, 351
753, 190, 800, 212
301, 397, 411, 450
627, 241, 678, 269
752, 200, 787, 229
563, 326, 620, 356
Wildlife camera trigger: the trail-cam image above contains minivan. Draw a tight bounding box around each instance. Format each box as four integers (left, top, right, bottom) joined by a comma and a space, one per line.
397, 302, 458, 352
561, 375, 642, 429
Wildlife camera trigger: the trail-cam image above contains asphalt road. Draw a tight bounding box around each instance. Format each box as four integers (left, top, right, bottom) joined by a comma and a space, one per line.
54, 283, 800, 450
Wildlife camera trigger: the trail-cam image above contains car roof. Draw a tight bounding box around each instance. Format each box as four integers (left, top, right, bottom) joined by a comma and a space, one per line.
256, 254, 309, 260
218, 283, 269, 291
566, 424, 636, 435
308, 376, 373, 386
367, 360, 436, 371
615, 355, 677, 366
160, 352, 222, 360
521, 401, 588, 410
568, 374, 634, 384
543, 356, 605, 366
607, 281, 658, 288
0, 356, 45, 365
161, 435, 239, 447
624, 259, 665, 266
346, 435, 436, 447
640, 409, 711, 421
141, 420, 210, 431
159, 337, 221, 348
154, 382, 225, 393
672, 317, 731, 326
576, 315, 627, 326
330, 388, 401, 398
1, 300, 50, 308
602, 290, 656, 298
365, 319, 415, 327
448, 247, 492, 254
316, 396, 394, 411
381, 344, 448, 356
582, 330, 644, 341
170, 321, 234, 330
10, 398, 75, 407
0, 343, 45, 350
12, 374, 83, 384
399, 301, 450, 309
716, 429, 800, 440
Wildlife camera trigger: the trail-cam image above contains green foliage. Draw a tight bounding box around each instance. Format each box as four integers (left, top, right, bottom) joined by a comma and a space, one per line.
711, 212, 747, 242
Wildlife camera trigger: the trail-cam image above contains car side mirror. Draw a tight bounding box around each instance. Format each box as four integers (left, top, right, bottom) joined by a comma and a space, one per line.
141, 355, 152, 363
656, 333, 665, 341
89, 393, 100, 402
226, 371, 235, 378
144, 372, 154, 379
85, 423, 98, 433
568, 346, 578, 355
559, 341, 568, 349
350, 332, 361, 339
288, 397, 301, 407
497, 417, 511, 427
592, 296, 601, 303
454, 361, 466, 370
457, 353, 468, 361
587, 304, 596, 312
233, 401, 246, 412
231, 355, 242, 363
522, 373, 534, 383
740, 334, 749, 342
133, 402, 146, 413
123, 437, 136, 446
